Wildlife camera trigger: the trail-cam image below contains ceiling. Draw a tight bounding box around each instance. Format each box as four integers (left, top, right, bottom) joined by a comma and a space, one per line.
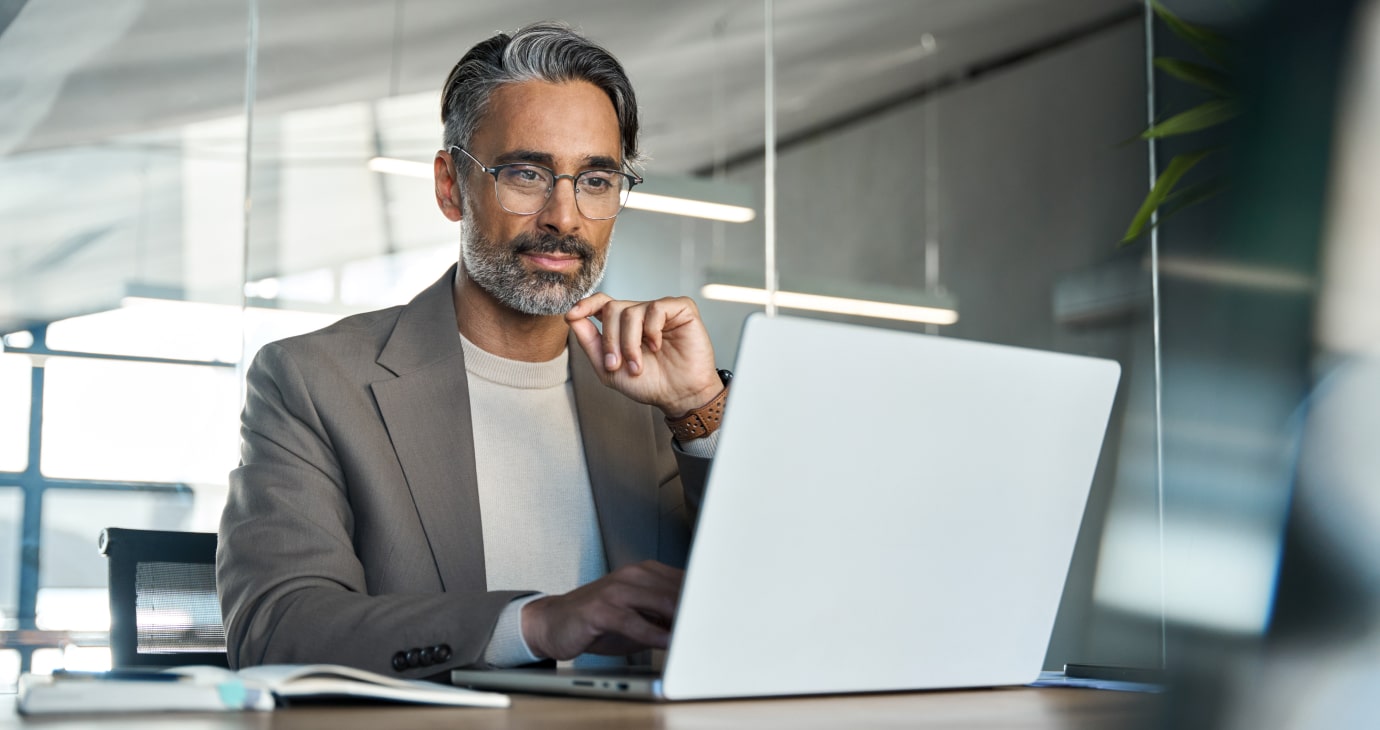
0, 0, 1140, 333
3, 0, 1137, 169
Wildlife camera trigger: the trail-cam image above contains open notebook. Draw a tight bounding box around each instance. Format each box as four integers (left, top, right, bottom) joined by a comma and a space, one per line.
18, 663, 508, 714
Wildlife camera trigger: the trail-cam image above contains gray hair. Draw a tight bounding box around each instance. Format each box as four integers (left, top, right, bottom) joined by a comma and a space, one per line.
441, 21, 642, 177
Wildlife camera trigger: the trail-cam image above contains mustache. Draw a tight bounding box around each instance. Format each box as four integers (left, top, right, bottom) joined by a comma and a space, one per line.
512, 233, 594, 259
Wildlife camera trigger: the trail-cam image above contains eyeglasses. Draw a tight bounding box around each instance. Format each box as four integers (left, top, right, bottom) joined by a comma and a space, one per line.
451, 146, 642, 221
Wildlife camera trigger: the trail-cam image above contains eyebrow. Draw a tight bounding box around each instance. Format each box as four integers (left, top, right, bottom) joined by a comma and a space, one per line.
493, 149, 622, 171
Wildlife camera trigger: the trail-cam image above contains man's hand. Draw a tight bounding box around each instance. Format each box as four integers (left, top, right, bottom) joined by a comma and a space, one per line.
566, 294, 721, 417
521, 561, 685, 661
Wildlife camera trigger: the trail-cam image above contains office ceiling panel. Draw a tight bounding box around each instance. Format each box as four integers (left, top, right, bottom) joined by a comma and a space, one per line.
3, 0, 1136, 169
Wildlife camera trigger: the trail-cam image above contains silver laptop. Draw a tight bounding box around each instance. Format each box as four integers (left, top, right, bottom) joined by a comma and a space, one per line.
453, 313, 1121, 701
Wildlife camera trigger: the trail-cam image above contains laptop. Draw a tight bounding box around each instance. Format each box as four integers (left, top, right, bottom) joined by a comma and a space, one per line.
452, 313, 1122, 701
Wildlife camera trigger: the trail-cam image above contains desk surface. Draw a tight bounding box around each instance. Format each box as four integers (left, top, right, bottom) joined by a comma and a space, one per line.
1, 686, 1159, 729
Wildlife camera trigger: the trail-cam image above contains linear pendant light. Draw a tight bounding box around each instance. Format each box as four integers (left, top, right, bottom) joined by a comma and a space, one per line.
702, 285, 959, 325
700, 270, 959, 326
367, 157, 755, 223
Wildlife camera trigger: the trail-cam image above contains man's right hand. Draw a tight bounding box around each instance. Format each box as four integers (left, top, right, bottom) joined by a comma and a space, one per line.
520, 561, 684, 661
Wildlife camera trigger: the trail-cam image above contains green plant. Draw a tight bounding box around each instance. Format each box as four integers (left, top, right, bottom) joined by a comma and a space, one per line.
1122, 0, 1236, 245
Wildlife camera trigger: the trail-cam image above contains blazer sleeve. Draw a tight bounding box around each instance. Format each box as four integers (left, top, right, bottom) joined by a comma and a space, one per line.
672, 446, 711, 518
216, 343, 531, 678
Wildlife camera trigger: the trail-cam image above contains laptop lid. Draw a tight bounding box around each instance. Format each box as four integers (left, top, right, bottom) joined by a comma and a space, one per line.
659, 314, 1121, 700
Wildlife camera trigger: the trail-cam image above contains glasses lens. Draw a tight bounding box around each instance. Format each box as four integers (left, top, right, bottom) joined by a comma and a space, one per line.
494, 165, 554, 214
491, 164, 633, 219
574, 171, 632, 220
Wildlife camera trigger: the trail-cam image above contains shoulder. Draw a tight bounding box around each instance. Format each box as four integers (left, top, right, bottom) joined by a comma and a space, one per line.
270, 306, 403, 357
250, 305, 406, 385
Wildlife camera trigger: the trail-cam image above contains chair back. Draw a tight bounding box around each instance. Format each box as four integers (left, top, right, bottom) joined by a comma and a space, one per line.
98, 527, 228, 668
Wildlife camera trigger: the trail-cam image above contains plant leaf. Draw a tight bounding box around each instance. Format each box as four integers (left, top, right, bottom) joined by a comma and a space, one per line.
1132, 177, 1229, 237
1154, 58, 1232, 97
1151, 0, 1231, 66
1122, 150, 1212, 244
1140, 99, 1238, 139
1131, 178, 1230, 234
1162, 177, 1227, 211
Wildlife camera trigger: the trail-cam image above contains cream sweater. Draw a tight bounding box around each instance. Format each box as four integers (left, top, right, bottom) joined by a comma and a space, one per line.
461, 333, 717, 667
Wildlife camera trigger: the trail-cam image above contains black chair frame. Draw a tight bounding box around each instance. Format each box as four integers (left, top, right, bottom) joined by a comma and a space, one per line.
98, 527, 229, 668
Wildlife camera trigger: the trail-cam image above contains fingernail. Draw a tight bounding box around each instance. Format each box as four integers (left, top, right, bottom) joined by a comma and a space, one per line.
628, 360, 641, 375
605, 353, 618, 370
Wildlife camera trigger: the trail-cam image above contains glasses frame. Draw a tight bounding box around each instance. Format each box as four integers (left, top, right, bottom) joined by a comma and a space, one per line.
450, 146, 643, 221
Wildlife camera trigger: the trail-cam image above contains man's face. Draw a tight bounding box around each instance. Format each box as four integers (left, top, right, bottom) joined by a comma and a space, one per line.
459, 80, 622, 316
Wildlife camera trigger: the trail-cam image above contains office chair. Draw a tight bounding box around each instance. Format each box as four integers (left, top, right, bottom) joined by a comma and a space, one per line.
98, 527, 229, 668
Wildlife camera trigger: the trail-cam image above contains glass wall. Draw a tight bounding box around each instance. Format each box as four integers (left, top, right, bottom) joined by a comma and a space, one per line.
0, 0, 252, 684
743, 0, 1161, 672
5, 0, 1367, 697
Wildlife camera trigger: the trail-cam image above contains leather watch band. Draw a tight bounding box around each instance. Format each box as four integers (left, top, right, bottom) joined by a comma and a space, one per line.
665, 384, 730, 441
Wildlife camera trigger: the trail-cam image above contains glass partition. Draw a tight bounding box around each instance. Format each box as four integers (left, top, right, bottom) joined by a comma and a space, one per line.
754, 1, 1159, 672
240, 2, 768, 354
13, 0, 1362, 695
1, 0, 1164, 680
0, 1, 252, 677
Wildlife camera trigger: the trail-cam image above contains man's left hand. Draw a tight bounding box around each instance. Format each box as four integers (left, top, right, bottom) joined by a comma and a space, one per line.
566, 294, 721, 418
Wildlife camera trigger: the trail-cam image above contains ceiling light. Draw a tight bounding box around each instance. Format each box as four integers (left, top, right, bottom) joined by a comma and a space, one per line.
366, 157, 756, 223
700, 269, 958, 325
1154, 255, 1314, 293
367, 156, 430, 178
623, 191, 755, 222
701, 285, 958, 325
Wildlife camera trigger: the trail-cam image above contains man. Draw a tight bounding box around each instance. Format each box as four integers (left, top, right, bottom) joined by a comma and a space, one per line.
216, 21, 728, 678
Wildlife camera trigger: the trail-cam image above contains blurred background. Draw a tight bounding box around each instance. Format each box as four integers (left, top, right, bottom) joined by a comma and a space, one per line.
1, 1, 1375, 724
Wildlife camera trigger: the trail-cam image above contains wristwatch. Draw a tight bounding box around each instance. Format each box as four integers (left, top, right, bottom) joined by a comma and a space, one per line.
665, 369, 733, 441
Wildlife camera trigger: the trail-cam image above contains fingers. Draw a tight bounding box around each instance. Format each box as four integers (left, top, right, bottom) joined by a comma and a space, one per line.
566, 292, 623, 373
609, 561, 685, 613
600, 301, 624, 372
566, 314, 606, 376
609, 609, 672, 650
619, 305, 646, 375
566, 295, 696, 375
526, 562, 686, 660
586, 564, 682, 651
565, 292, 613, 321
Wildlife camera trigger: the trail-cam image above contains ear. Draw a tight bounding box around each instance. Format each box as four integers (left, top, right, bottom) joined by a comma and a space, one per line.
435, 150, 464, 222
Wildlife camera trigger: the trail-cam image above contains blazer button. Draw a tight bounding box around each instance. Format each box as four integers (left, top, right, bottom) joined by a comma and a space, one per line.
405, 648, 421, 668
419, 647, 435, 665
391, 652, 408, 672
436, 644, 452, 662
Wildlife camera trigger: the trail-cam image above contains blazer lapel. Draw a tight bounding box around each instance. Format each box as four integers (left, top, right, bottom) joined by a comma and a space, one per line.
570, 334, 659, 570
371, 266, 487, 593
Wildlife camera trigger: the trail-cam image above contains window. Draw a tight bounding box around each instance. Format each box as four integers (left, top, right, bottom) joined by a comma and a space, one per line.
0, 354, 31, 473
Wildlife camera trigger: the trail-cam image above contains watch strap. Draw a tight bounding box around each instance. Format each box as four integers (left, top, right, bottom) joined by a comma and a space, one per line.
665, 384, 730, 441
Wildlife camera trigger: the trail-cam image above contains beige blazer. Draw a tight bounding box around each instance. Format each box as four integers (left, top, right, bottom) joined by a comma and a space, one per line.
216, 266, 709, 677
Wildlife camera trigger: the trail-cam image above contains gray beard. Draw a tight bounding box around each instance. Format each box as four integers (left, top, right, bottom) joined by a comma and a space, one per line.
461, 203, 610, 316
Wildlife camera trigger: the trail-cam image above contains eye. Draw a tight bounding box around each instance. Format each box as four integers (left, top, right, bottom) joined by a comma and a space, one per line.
578, 171, 619, 194
499, 165, 549, 187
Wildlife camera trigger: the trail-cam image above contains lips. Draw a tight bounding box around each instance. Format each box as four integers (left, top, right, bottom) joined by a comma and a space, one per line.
513, 233, 592, 273
522, 252, 582, 272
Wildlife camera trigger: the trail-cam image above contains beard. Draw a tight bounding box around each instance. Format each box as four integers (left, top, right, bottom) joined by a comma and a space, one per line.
461, 201, 610, 316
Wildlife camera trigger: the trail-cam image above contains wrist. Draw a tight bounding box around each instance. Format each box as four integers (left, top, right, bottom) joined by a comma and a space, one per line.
519, 596, 551, 660
661, 384, 722, 419
665, 383, 730, 442
485, 595, 545, 667
660, 369, 734, 418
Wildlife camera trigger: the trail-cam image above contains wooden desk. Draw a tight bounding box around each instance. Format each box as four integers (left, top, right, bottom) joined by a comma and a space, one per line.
1, 686, 1159, 729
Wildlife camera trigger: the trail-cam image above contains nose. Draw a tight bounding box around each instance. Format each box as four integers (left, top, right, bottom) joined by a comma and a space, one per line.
536, 175, 581, 235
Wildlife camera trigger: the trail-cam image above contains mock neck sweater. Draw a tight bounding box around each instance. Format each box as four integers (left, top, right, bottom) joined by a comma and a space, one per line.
460, 334, 613, 667
461, 334, 608, 599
